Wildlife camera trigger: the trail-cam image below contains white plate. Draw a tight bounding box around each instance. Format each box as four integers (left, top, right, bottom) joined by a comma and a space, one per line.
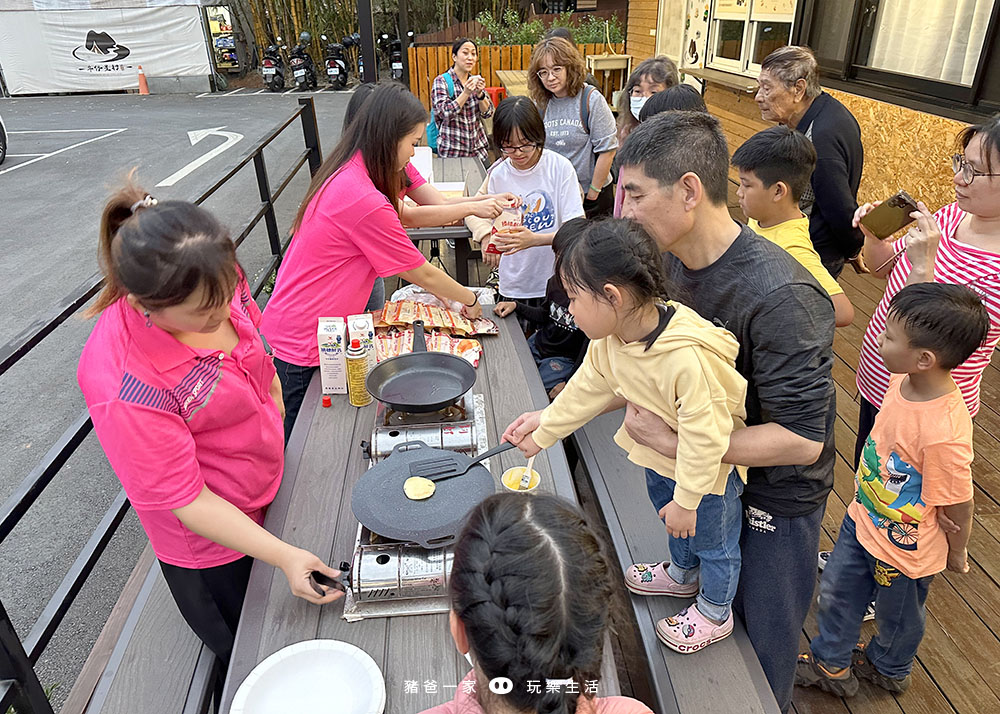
328, 67, 339, 75
262, 68, 276, 76
294, 69, 307, 78
231, 639, 386, 714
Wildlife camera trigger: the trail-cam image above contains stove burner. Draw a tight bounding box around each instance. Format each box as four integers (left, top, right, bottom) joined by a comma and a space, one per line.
382, 400, 468, 426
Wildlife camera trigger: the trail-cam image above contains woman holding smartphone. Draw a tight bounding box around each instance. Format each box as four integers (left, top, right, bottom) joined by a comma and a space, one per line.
432, 38, 494, 165
854, 115, 1000, 465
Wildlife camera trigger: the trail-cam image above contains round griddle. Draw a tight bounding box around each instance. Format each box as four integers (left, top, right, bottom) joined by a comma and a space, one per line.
352, 441, 496, 548
366, 320, 476, 413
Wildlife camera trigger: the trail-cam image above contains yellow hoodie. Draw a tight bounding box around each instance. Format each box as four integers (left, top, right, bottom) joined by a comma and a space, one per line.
532, 302, 748, 510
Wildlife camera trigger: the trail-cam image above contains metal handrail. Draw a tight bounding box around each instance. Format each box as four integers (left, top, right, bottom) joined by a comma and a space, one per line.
0, 96, 323, 714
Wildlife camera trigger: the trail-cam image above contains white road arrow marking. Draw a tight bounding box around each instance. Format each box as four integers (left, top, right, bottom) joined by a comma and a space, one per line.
155, 126, 244, 187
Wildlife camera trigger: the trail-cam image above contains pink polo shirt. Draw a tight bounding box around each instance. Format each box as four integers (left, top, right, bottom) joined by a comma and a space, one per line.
261, 152, 427, 366
78, 278, 284, 569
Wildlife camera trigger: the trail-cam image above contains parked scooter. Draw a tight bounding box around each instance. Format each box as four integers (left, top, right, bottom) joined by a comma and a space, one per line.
321, 35, 348, 89
353, 32, 365, 80
261, 41, 285, 92
389, 37, 403, 81
289, 31, 318, 91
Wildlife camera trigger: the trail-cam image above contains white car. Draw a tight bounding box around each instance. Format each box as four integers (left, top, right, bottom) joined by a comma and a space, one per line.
0, 112, 6, 165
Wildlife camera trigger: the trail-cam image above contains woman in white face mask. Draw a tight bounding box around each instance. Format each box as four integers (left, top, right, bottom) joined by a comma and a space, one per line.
616, 56, 680, 144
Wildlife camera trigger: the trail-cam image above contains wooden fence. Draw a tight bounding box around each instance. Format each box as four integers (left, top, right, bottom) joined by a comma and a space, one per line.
408, 43, 629, 111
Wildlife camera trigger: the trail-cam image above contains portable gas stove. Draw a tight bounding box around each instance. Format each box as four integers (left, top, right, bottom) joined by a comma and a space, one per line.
344, 393, 489, 621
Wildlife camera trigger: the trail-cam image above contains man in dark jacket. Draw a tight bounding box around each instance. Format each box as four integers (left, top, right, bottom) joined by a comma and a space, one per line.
756, 45, 864, 278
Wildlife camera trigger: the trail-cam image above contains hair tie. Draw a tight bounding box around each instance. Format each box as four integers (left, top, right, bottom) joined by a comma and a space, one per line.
130, 195, 158, 214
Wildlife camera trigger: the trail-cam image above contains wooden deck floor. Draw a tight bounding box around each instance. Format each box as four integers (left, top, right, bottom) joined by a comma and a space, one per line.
399, 238, 1000, 714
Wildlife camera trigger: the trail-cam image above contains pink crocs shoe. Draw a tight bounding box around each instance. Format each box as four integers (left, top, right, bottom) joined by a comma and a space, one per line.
656, 607, 734, 654
624, 562, 698, 597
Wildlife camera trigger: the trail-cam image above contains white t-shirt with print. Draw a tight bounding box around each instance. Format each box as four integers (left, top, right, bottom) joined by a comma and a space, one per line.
487, 149, 585, 299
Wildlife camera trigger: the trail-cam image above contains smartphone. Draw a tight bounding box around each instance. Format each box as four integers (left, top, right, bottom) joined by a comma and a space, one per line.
860, 190, 919, 240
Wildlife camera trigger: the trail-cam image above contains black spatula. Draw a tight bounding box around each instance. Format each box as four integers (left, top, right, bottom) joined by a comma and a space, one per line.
408, 441, 517, 481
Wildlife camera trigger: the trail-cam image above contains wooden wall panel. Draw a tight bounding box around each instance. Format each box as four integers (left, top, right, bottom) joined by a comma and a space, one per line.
626, 0, 658, 62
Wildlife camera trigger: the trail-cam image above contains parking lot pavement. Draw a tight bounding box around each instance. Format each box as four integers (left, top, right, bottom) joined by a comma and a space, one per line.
0, 89, 350, 706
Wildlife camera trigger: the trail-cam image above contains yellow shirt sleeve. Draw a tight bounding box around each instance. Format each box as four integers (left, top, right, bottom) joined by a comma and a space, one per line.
534, 341, 616, 449
750, 218, 844, 297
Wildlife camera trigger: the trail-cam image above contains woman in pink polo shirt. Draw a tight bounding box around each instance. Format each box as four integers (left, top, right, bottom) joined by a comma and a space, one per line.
78, 181, 343, 669
262, 82, 483, 439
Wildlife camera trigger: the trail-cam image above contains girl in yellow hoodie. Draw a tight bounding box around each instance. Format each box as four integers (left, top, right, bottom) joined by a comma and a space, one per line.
506, 218, 748, 653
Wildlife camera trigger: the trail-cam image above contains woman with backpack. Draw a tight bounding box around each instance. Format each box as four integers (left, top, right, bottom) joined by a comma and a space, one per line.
528, 36, 618, 218
431, 38, 494, 165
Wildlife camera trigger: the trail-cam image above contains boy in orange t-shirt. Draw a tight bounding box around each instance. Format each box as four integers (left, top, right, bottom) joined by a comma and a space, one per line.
796, 283, 989, 698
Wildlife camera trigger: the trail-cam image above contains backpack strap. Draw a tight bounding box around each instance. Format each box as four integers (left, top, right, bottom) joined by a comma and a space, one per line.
579, 85, 595, 134
444, 71, 456, 99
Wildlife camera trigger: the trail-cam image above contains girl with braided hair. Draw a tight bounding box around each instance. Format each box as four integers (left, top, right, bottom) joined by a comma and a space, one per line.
504, 219, 749, 653
422, 492, 651, 714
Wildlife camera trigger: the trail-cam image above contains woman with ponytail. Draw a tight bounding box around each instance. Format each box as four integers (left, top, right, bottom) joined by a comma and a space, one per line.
424, 492, 651, 714
261, 81, 484, 440
78, 177, 344, 671
504, 219, 749, 653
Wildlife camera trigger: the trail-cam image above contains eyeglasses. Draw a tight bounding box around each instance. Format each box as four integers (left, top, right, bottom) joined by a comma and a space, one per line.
500, 143, 538, 156
952, 154, 1000, 184
536, 66, 565, 81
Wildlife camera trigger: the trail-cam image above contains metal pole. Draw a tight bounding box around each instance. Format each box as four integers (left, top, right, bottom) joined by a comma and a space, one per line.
0, 600, 54, 714
357, 0, 377, 83
253, 152, 282, 258
399, 0, 410, 88
297, 97, 323, 175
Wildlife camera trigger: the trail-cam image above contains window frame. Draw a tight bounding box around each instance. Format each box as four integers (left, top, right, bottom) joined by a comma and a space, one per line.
706, 0, 799, 76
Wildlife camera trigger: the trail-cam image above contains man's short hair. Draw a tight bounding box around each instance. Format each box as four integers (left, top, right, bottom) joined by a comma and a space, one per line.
761, 45, 821, 100
616, 111, 729, 205
888, 283, 990, 370
731, 126, 817, 201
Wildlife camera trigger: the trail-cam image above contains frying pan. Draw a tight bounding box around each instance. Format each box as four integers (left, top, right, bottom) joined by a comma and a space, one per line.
366, 320, 476, 413
351, 441, 496, 548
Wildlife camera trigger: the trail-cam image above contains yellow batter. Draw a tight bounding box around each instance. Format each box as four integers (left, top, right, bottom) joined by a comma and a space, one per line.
501, 467, 540, 491
403, 476, 436, 500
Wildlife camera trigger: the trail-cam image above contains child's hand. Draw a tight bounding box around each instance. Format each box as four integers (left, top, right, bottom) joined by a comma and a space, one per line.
514, 433, 541, 457
947, 547, 970, 573
482, 243, 501, 268
493, 226, 537, 254
494, 301, 516, 318
938, 510, 962, 534
504, 410, 542, 446
659, 501, 697, 539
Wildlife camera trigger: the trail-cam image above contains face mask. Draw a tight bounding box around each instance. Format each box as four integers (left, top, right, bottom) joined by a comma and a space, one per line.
630, 95, 648, 120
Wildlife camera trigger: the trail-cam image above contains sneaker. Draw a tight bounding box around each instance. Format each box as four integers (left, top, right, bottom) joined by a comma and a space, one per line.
818, 550, 831, 570
796, 652, 859, 696
656, 606, 734, 654
852, 644, 911, 693
624, 562, 698, 597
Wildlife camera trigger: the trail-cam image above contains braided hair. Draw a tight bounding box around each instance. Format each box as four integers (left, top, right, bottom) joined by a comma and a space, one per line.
451, 493, 618, 714
555, 218, 672, 312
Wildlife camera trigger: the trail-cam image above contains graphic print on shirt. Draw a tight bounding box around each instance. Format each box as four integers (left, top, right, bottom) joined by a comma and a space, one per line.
549, 302, 578, 332
118, 355, 224, 422
522, 189, 556, 234
856, 436, 925, 552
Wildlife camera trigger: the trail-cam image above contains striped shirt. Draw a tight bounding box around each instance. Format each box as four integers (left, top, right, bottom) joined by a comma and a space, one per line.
857, 202, 1000, 416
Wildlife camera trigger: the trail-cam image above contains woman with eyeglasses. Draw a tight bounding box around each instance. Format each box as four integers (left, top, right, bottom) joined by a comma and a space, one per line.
853, 115, 1000, 467
614, 55, 679, 145
465, 96, 584, 331
527, 36, 618, 218
431, 38, 494, 165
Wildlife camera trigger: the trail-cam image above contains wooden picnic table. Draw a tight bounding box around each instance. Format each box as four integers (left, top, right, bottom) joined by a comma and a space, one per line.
406, 156, 486, 287
219, 308, 625, 713
496, 69, 530, 98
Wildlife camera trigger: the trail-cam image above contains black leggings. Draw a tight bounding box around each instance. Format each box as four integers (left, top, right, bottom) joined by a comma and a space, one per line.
159, 555, 254, 669
274, 358, 319, 443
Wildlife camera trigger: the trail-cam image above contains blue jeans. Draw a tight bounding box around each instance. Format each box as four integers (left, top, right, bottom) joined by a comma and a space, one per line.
809, 513, 932, 679
527, 334, 576, 392
644, 467, 743, 621
366, 277, 386, 312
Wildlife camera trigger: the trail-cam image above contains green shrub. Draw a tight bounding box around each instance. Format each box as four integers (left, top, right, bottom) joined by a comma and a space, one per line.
475, 9, 624, 47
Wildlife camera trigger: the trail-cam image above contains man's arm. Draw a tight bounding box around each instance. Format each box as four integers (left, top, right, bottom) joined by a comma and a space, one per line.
812, 135, 863, 258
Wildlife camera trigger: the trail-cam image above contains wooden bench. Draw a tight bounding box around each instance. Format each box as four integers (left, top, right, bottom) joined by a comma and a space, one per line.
61, 546, 217, 714
569, 410, 781, 714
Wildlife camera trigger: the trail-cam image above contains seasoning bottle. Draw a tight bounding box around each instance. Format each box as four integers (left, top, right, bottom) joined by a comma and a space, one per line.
346, 338, 372, 407
488, 196, 522, 254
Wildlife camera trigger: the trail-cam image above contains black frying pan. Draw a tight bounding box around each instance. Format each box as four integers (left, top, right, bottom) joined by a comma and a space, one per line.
351, 441, 497, 548
366, 320, 476, 413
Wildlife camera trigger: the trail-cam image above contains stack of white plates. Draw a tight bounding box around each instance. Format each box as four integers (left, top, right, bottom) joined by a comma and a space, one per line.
231, 639, 386, 714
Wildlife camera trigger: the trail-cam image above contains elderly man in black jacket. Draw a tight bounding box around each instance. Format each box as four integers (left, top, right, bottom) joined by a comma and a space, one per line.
756, 45, 864, 279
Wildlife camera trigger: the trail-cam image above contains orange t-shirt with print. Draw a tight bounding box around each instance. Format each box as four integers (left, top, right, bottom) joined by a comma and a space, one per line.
848, 374, 974, 579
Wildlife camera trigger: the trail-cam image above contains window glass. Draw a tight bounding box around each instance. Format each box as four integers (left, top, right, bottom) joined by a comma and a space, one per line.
806, 0, 854, 72
857, 0, 996, 86
752, 21, 792, 64
716, 19, 746, 61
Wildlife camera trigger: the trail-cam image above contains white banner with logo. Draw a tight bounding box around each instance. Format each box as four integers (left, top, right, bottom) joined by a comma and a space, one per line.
0, 6, 211, 94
